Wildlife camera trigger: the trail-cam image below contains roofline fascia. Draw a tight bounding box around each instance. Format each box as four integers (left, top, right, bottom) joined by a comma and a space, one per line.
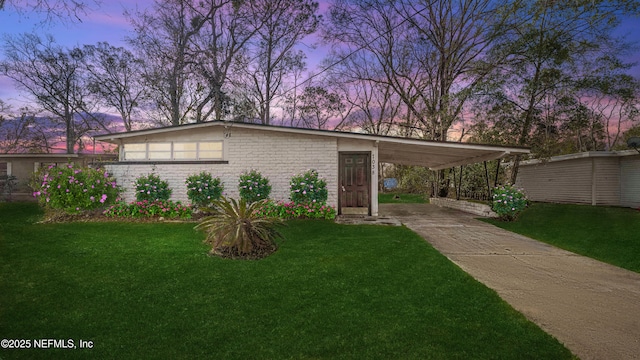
519, 150, 639, 166
94, 121, 530, 154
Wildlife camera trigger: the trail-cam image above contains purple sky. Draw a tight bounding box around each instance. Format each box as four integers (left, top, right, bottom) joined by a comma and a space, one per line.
1, 1, 639, 109
0, 0, 331, 108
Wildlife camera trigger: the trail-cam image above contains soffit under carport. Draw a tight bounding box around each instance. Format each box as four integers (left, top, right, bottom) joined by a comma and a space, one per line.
376, 139, 528, 170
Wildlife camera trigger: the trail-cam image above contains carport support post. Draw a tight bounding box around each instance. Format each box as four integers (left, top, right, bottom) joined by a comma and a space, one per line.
452, 167, 459, 200
484, 161, 491, 199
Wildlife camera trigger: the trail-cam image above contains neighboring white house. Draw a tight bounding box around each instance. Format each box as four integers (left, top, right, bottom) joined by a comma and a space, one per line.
95, 121, 529, 216
515, 150, 640, 208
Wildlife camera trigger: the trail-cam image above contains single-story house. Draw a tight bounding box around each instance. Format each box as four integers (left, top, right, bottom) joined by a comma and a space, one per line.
0, 153, 117, 201
95, 121, 529, 216
515, 150, 640, 208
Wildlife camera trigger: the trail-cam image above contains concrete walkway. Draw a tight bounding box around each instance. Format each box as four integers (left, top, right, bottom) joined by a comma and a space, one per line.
380, 204, 640, 360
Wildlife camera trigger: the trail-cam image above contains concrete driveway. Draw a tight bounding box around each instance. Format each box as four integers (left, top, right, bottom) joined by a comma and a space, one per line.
380, 204, 640, 360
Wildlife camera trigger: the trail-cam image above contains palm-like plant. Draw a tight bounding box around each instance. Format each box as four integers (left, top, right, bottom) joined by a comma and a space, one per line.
194, 197, 283, 259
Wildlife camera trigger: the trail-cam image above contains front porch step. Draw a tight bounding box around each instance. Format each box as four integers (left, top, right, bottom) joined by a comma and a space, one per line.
335, 215, 402, 226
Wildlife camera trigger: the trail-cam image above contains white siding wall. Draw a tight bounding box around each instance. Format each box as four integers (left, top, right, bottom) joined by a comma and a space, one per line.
105, 127, 339, 207
516, 158, 593, 204
594, 157, 620, 206
621, 156, 640, 208
516, 154, 628, 206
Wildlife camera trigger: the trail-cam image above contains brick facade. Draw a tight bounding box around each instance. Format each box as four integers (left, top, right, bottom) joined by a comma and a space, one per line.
105, 127, 340, 207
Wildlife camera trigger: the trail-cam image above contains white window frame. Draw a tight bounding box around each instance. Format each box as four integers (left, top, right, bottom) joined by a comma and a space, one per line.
196, 141, 223, 160
122, 141, 223, 161
0, 162, 9, 177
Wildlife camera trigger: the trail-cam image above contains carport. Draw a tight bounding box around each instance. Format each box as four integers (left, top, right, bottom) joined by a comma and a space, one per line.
375, 137, 528, 170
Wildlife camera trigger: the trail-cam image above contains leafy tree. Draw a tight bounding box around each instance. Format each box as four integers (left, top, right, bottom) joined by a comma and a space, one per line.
479, 0, 640, 182
575, 54, 640, 150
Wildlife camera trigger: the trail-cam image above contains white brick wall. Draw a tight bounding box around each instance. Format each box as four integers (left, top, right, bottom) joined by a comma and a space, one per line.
105, 127, 339, 207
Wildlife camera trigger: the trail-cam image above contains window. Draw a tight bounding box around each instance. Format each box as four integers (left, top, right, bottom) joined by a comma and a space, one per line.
148, 143, 171, 160
122, 141, 223, 161
124, 144, 146, 160
198, 142, 223, 159
0, 162, 7, 177
173, 142, 197, 160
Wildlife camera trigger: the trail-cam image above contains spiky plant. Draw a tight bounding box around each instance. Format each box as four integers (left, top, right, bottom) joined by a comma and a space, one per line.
194, 197, 283, 259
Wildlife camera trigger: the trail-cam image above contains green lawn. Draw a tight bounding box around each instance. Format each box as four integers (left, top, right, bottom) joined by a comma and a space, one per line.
0, 203, 572, 359
378, 192, 429, 204
484, 203, 640, 273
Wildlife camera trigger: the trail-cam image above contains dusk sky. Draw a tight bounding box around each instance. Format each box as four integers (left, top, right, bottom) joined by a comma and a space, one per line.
0, 0, 331, 108
1, 1, 639, 109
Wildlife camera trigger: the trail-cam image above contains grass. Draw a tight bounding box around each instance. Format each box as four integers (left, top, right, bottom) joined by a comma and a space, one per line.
378, 192, 429, 204
0, 202, 572, 359
484, 203, 640, 273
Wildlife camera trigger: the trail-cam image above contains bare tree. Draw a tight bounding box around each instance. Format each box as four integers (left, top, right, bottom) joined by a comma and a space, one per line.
189, 0, 263, 122
127, 0, 215, 126
326, 50, 404, 135
129, 0, 268, 125
294, 85, 345, 129
392, 0, 505, 142
239, 0, 320, 125
1, 34, 93, 153
0, 0, 99, 23
83, 42, 149, 132
325, 0, 506, 196
326, 0, 504, 141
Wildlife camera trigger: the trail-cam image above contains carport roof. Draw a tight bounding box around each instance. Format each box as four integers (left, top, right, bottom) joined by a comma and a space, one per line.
95, 121, 529, 170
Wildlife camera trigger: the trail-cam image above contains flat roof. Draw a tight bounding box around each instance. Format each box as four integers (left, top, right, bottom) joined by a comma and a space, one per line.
519, 150, 640, 166
95, 121, 530, 170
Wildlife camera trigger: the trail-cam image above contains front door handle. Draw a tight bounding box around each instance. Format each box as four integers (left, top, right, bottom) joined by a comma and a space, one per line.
341, 186, 346, 192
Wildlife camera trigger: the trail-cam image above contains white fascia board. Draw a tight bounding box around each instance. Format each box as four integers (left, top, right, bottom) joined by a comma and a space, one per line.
429, 151, 511, 170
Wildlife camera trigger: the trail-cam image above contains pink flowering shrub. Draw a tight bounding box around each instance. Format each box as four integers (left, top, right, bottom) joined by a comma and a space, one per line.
30, 164, 120, 214
185, 172, 223, 207
104, 199, 192, 219
257, 200, 336, 220
491, 184, 528, 221
238, 169, 271, 203
289, 169, 328, 205
134, 173, 172, 202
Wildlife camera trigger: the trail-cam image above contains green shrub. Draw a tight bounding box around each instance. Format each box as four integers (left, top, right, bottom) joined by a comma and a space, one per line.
289, 169, 328, 205
195, 197, 282, 259
134, 173, 172, 202
257, 200, 336, 220
491, 184, 528, 221
238, 169, 271, 203
30, 164, 120, 214
104, 199, 192, 219
186, 172, 224, 207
